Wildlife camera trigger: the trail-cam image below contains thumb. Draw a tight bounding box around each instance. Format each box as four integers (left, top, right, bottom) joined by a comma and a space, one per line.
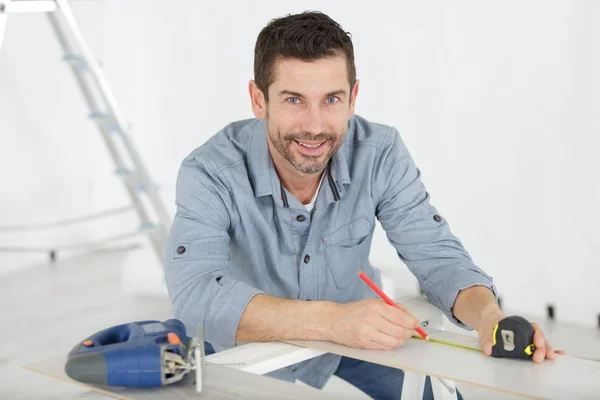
483, 341, 492, 356
480, 332, 493, 356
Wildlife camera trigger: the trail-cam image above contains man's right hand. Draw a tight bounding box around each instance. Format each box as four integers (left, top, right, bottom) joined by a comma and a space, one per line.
327, 298, 419, 350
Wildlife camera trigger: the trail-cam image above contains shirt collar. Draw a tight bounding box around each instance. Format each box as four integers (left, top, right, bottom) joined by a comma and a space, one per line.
247, 119, 275, 197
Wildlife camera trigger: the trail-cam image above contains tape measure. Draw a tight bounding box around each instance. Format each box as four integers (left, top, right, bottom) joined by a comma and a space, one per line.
413, 315, 536, 360
491, 315, 536, 359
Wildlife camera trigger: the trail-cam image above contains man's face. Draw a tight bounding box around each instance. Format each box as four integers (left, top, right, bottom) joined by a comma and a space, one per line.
257, 55, 358, 175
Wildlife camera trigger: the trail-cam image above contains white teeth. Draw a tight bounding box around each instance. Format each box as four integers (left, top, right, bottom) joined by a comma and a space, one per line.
296, 140, 323, 149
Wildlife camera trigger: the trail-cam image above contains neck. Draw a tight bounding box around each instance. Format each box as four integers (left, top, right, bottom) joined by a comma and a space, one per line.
268, 144, 324, 205
280, 169, 324, 205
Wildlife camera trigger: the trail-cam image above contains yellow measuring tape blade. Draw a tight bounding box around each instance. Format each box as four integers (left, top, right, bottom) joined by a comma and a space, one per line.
411, 333, 482, 352
429, 337, 482, 352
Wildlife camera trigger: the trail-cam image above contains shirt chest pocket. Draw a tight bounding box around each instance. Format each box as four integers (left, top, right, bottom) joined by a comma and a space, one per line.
322, 216, 374, 289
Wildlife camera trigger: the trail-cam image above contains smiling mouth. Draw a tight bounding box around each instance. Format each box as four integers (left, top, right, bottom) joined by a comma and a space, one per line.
293, 139, 326, 149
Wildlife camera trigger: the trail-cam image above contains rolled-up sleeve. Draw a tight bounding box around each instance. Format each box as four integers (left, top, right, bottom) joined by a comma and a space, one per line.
373, 128, 498, 329
164, 155, 263, 348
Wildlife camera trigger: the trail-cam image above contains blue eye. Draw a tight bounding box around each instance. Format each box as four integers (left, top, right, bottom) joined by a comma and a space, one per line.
287, 97, 300, 104
326, 97, 338, 104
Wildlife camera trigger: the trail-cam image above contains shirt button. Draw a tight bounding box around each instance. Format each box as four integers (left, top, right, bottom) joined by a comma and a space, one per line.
304, 254, 310, 264
433, 215, 442, 222
177, 246, 186, 254
296, 215, 305, 222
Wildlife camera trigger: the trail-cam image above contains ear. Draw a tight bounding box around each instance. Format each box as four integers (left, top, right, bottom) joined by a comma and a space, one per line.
249, 80, 267, 120
348, 80, 359, 118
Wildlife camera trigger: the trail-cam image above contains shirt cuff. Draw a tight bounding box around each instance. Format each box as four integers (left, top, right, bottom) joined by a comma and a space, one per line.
428, 268, 498, 330
204, 277, 264, 349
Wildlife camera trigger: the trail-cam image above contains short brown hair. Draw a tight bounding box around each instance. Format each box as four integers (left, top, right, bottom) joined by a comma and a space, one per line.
253, 11, 356, 101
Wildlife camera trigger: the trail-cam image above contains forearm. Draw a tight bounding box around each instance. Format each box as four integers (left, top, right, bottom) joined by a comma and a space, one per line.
235, 293, 338, 343
452, 285, 504, 331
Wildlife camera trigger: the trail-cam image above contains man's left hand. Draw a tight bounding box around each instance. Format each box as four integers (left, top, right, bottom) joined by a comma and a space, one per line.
477, 312, 567, 363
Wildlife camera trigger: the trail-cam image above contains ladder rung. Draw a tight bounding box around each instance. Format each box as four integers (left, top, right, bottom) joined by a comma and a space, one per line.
136, 183, 161, 193
90, 113, 120, 133
114, 167, 132, 176
107, 124, 119, 132
62, 53, 82, 62
4, 1, 57, 13
94, 118, 120, 133
114, 170, 161, 194
62, 53, 91, 72
140, 221, 157, 231
88, 111, 109, 119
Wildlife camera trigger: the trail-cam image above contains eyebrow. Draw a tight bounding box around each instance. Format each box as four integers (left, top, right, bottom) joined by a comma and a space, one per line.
278, 89, 348, 98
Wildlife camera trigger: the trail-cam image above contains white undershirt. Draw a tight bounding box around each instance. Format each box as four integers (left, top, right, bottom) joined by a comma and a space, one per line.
303, 171, 326, 212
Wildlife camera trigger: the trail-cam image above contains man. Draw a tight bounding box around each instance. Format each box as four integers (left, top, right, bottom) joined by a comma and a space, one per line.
164, 11, 562, 399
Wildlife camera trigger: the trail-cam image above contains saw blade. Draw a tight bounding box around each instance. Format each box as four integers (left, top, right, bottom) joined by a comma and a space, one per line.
194, 324, 204, 393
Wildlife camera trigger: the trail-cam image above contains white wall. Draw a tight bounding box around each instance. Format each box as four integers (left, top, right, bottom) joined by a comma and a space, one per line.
1, 1, 598, 327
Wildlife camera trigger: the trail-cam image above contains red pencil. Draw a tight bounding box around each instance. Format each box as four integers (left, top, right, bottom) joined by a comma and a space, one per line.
358, 270, 430, 341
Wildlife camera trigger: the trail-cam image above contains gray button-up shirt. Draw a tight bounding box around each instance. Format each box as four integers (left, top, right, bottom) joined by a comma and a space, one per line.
164, 115, 497, 388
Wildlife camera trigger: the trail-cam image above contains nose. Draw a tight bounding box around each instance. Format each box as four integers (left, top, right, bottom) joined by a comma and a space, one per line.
301, 104, 326, 135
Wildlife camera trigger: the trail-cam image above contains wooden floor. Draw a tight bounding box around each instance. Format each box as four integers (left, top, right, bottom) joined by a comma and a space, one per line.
1, 248, 598, 399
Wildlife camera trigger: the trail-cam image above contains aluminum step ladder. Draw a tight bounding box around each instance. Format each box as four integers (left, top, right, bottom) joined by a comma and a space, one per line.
0, 0, 170, 265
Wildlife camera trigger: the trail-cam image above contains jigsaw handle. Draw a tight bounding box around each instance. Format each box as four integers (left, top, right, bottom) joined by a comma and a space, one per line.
79, 319, 186, 348
65, 319, 189, 388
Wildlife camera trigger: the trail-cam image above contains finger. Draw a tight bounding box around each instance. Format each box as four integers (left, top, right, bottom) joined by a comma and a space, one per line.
554, 349, 567, 355
373, 317, 414, 340
481, 336, 493, 356
392, 303, 416, 320
533, 348, 545, 363
531, 324, 546, 363
365, 325, 397, 349
379, 304, 419, 330
545, 340, 555, 360
361, 341, 384, 350
478, 327, 493, 356
367, 329, 405, 350
531, 323, 546, 348
354, 325, 391, 349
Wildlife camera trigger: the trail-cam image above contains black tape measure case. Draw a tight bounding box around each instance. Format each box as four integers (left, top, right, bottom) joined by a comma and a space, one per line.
491, 316, 536, 360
